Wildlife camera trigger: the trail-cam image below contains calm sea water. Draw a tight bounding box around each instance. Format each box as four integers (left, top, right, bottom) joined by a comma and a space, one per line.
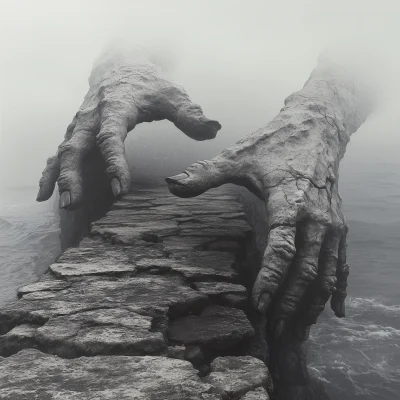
308, 161, 400, 400
0, 161, 399, 399
0, 187, 60, 306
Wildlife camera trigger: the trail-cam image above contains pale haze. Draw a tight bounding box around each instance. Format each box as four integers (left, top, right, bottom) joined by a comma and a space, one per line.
1, 3, 400, 399
0, 0, 399, 188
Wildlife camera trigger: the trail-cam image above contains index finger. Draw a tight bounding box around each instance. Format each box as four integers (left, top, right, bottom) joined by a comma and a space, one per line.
252, 185, 299, 313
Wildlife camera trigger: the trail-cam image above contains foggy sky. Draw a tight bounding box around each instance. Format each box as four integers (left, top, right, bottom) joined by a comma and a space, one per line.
1, 0, 399, 188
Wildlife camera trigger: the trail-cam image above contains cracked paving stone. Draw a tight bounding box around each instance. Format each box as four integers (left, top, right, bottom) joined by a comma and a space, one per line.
34, 308, 166, 357
137, 251, 238, 282
17, 281, 70, 298
241, 387, 270, 400
168, 305, 254, 351
0, 275, 209, 340
0, 349, 220, 399
90, 220, 180, 244
49, 262, 137, 278
204, 356, 273, 399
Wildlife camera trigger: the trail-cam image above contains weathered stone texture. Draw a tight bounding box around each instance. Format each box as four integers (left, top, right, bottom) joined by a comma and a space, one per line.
0, 187, 270, 399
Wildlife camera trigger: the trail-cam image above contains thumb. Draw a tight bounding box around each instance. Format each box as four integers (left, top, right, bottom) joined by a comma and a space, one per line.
166, 158, 225, 198
165, 153, 262, 198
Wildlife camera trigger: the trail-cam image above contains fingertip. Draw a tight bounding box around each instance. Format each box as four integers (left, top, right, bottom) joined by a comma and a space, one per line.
331, 298, 346, 318
257, 293, 271, 314
111, 177, 122, 197
36, 187, 45, 202
36, 184, 55, 202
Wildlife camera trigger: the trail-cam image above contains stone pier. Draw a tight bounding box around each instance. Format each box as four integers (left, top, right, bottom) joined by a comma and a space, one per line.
0, 185, 272, 399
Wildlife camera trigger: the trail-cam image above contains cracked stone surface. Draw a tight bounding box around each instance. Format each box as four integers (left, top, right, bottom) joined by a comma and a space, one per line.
204, 356, 273, 399
0, 186, 273, 399
242, 388, 270, 400
0, 349, 273, 399
0, 349, 217, 399
168, 305, 254, 350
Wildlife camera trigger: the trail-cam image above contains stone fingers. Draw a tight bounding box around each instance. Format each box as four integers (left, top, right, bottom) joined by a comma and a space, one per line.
252, 224, 297, 315
294, 229, 341, 341
97, 99, 138, 197
251, 186, 300, 315
36, 155, 60, 202
51, 98, 138, 209
331, 226, 349, 318
273, 221, 326, 339
169, 89, 221, 141
36, 117, 78, 202
37, 116, 94, 207
57, 115, 98, 209
166, 153, 264, 199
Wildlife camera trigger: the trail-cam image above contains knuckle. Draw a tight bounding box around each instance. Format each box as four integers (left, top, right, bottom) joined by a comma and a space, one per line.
58, 169, 80, 185
270, 241, 296, 261
256, 268, 280, 292
320, 275, 337, 295
58, 140, 80, 156
97, 129, 116, 145
298, 260, 318, 283
279, 294, 299, 315
45, 155, 58, 166
268, 227, 296, 261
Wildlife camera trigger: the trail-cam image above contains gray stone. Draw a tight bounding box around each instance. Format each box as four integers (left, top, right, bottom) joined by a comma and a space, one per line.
168, 305, 254, 350
185, 344, 205, 363
91, 220, 180, 244
35, 308, 166, 357
50, 262, 137, 277
0, 275, 208, 341
194, 282, 247, 297
137, 251, 238, 282
0, 349, 219, 399
0, 324, 38, 357
205, 356, 273, 399
241, 387, 270, 400
17, 281, 70, 298
60, 242, 165, 264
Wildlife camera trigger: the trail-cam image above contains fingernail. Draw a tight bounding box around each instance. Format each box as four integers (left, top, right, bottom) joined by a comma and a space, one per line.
258, 293, 271, 313
274, 320, 285, 339
111, 178, 121, 197
60, 191, 71, 209
165, 173, 188, 184
199, 117, 222, 131
36, 187, 43, 201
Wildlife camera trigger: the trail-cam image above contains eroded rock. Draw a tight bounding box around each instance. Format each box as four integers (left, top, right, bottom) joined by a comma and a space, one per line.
0, 186, 270, 399
205, 356, 273, 399
0, 349, 218, 399
168, 305, 254, 351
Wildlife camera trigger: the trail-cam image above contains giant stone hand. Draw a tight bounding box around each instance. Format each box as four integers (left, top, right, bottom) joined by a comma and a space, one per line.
166, 56, 372, 338
36, 47, 221, 209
